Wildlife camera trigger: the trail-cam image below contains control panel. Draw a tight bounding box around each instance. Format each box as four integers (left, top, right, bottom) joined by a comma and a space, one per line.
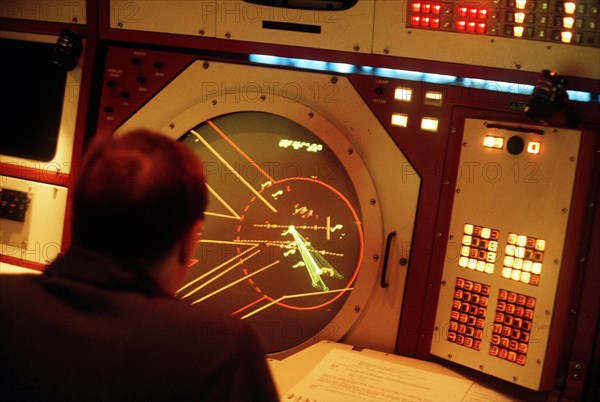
0, 177, 68, 266
406, 0, 598, 47
0, 189, 29, 222
373, 1, 599, 79
430, 118, 581, 390
97, 47, 193, 136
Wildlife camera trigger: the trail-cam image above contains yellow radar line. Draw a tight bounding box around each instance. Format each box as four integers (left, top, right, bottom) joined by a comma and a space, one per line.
190, 129, 277, 213
191, 260, 281, 305
204, 183, 240, 220
177, 242, 259, 298
241, 287, 353, 319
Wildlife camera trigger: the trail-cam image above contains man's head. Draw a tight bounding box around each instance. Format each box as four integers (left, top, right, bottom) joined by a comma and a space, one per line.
71, 129, 207, 266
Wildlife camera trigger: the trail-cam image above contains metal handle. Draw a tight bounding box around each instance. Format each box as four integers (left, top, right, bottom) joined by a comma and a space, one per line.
381, 231, 397, 288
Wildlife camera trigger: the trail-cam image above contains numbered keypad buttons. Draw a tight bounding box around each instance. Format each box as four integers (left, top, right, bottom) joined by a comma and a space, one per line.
489, 289, 536, 365
447, 278, 490, 351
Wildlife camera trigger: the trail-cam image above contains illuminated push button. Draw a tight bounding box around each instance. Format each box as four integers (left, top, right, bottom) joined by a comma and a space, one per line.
394, 87, 413, 102
425, 91, 443, 105
484, 136, 499, 148
506, 244, 516, 256
527, 141, 541, 154
410, 16, 421, 26
476, 22, 487, 33
464, 224, 474, 234
563, 17, 575, 28
535, 239, 546, 251
421, 117, 439, 132
411, 2, 421, 12
431, 18, 441, 28
564, 2, 576, 14
513, 258, 523, 269
515, 0, 527, 9
391, 113, 409, 127
458, 7, 468, 17
513, 26, 525, 37
561, 31, 573, 43
515, 246, 525, 259
457, 20, 467, 30
515, 12, 525, 23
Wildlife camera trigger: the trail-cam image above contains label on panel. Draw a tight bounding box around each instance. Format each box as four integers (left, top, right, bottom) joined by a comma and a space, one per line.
430, 118, 581, 390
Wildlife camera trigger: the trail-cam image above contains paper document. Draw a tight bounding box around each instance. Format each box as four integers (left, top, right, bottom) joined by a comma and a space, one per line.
282, 348, 473, 401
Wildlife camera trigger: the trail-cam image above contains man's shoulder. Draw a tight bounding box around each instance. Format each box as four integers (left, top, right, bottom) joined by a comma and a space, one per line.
148, 296, 250, 337
0, 273, 43, 297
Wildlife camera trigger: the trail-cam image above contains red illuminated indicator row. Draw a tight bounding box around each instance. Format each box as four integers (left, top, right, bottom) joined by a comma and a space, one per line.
456, 21, 488, 32
409, 2, 489, 32
410, 16, 441, 28
411, 3, 442, 14
458, 7, 488, 19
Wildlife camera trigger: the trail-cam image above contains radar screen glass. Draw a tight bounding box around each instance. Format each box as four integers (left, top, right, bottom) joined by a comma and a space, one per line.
178, 111, 364, 353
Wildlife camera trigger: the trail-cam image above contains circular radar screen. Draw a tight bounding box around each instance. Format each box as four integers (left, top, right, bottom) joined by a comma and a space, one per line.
177, 111, 363, 353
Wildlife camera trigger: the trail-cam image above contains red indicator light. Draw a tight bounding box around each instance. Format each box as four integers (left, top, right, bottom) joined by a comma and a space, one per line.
458, 7, 468, 17
431, 18, 441, 28
432, 4, 442, 14
476, 22, 487, 32
410, 16, 421, 26
421, 17, 431, 27
478, 9, 488, 19
422, 3, 431, 13
457, 20, 467, 30
469, 8, 478, 18
467, 21, 476, 31
411, 2, 421, 12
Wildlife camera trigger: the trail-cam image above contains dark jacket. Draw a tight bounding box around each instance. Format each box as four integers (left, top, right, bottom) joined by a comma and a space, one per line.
0, 248, 279, 402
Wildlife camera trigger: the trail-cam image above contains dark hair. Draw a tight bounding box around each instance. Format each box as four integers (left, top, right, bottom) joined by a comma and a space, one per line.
71, 129, 207, 262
